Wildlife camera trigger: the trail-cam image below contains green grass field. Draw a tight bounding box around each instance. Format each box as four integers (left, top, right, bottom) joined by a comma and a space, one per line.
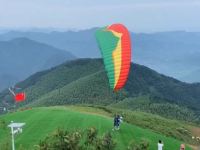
0, 106, 191, 150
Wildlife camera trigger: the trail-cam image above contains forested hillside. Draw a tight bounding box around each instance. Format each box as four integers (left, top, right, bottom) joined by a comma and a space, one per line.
1, 59, 200, 122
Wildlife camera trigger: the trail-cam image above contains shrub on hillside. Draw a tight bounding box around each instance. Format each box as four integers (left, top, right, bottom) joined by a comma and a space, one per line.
95, 132, 116, 150
36, 128, 116, 150
85, 127, 98, 146
127, 139, 150, 150
0, 141, 10, 150
0, 119, 7, 130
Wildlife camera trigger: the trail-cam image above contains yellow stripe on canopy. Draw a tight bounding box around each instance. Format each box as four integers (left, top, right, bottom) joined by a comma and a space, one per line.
110, 30, 122, 88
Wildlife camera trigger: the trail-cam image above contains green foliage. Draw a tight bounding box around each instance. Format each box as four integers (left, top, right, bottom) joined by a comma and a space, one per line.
127, 139, 150, 150
0, 141, 10, 150
37, 139, 49, 150
0, 119, 7, 130
36, 128, 115, 150
111, 96, 198, 122
95, 132, 116, 150
85, 127, 98, 146
37, 128, 82, 150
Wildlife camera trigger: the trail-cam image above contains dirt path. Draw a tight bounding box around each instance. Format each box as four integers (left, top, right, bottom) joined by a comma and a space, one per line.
189, 126, 200, 150
190, 126, 200, 137
189, 145, 198, 150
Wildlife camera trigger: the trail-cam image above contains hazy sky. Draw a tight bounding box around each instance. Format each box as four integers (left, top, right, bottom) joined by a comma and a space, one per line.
0, 0, 200, 32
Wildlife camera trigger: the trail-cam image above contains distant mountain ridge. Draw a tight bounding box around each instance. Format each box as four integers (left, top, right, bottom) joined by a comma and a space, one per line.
0, 30, 200, 83
0, 37, 75, 91
1, 58, 200, 122
0, 28, 100, 58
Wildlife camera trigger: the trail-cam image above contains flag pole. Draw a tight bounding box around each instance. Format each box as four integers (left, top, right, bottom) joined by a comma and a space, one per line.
8, 88, 16, 96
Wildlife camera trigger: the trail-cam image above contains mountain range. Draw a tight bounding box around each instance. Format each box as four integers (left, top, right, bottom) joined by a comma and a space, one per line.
0, 30, 200, 83
0, 38, 75, 91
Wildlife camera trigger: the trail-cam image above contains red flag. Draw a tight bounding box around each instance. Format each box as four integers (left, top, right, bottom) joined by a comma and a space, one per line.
14, 92, 26, 102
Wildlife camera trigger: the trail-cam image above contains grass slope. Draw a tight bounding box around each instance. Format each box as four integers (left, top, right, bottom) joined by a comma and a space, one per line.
0, 106, 191, 150
110, 96, 197, 122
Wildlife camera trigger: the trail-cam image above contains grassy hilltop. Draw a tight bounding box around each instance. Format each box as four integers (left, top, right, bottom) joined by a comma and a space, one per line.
0, 106, 192, 150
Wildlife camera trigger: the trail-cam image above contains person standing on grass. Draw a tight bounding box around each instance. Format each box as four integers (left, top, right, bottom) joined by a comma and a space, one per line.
116, 115, 120, 130
113, 114, 120, 130
158, 140, 164, 150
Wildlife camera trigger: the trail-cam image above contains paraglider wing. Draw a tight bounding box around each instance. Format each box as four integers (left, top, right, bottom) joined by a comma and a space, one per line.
95, 24, 131, 91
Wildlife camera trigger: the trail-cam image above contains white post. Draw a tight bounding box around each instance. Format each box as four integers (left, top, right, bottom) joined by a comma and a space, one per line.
11, 125, 15, 150
8, 121, 25, 150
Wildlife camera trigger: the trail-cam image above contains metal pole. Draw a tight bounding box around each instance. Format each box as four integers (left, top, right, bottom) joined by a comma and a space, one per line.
8, 88, 16, 96
11, 125, 15, 150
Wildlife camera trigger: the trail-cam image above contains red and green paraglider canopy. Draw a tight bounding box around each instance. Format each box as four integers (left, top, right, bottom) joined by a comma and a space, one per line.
95, 24, 131, 91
